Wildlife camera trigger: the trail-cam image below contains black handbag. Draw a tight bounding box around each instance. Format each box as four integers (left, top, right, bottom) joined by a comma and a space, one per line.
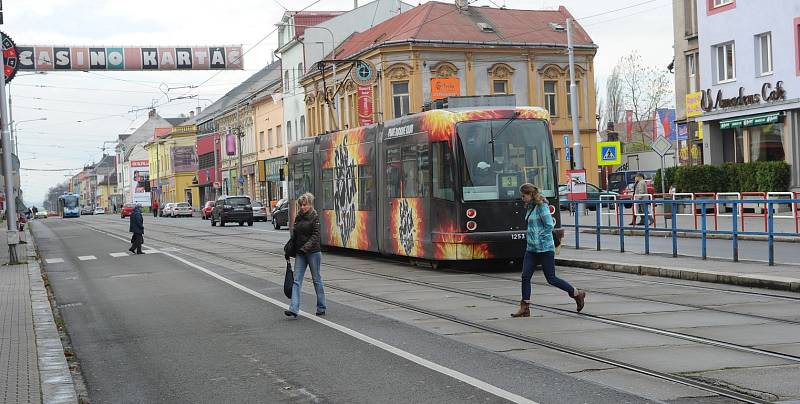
283, 260, 294, 299
283, 230, 296, 258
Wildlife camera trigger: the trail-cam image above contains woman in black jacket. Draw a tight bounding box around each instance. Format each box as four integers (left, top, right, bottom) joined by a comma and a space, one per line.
285, 193, 326, 318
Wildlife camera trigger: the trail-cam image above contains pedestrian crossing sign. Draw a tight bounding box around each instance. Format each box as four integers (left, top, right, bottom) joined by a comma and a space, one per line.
597, 141, 621, 166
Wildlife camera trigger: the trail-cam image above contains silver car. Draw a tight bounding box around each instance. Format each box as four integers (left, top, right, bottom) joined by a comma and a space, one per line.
252, 201, 268, 222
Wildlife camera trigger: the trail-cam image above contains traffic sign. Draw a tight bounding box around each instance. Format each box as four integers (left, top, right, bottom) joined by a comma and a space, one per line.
1, 31, 18, 83
596, 141, 621, 166
651, 136, 672, 157
565, 148, 571, 161
563, 135, 569, 147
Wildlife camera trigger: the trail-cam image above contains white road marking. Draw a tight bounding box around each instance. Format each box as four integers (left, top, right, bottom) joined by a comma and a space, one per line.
77, 256, 96, 261
86, 226, 538, 404
110, 252, 130, 258
45, 258, 64, 264
142, 250, 159, 254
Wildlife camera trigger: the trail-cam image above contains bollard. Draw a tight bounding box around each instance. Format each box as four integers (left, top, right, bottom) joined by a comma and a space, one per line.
732, 201, 739, 262
574, 202, 580, 250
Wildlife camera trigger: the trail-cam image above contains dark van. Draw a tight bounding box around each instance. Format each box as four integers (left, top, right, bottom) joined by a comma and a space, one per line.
211, 195, 254, 227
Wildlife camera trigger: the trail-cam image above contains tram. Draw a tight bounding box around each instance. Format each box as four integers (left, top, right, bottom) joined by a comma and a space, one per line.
57, 193, 81, 218
287, 105, 562, 264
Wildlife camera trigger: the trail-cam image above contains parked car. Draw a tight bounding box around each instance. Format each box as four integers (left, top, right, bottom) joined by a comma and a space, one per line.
93, 207, 106, 215
201, 201, 215, 220
81, 206, 94, 215
559, 183, 619, 212
211, 195, 253, 227
120, 203, 136, 218
35, 210, 48, 219
171, 202, 193, 217
162, 203, 177, 217
271, 198, 289, 229
252, 201, 269, 222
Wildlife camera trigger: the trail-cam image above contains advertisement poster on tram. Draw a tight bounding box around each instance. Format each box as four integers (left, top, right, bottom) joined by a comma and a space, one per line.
130, 160, 151, 205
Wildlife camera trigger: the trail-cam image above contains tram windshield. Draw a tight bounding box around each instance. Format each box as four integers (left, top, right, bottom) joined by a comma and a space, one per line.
63, 195, 79, 208
456, 119, 555, 201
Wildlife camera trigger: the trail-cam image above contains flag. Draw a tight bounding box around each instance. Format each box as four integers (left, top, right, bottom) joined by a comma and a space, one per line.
656, 108, 676, 141
625, 110, 633, 142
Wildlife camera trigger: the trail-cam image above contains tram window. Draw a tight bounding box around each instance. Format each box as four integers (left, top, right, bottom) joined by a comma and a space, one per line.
401, 145, 417, 197
358, 165, 373, 210
322, 168, 333, 210
432, 141, 454, 201
293, 161, 313, 198
417, 143, 430, 197
386, 147, 401, 198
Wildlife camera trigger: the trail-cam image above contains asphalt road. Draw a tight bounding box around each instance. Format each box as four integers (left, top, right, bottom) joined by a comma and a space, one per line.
33, 216, 659, 404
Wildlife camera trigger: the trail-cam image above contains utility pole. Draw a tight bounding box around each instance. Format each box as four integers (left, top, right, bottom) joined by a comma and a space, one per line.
236, 104, 244, 195
213, 135, 220, 199
0, 47, 19, 263
567, 18, 582, 172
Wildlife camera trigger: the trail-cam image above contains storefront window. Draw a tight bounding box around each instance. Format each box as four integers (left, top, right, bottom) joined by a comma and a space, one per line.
749, 124, 784, 162
722, 128, 744, 163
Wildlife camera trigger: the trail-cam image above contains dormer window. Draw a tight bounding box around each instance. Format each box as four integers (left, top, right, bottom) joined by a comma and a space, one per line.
477, 22, 495, 33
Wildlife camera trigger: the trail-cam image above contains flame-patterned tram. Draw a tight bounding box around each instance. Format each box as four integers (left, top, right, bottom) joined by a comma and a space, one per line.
287, 106, 562, 266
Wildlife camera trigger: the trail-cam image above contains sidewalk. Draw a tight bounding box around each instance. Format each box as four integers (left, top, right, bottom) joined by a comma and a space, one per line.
0, 225, 77, 404
556, 245, 800, 293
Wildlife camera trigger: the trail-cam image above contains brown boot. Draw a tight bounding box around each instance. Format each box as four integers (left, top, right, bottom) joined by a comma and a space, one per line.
510, 300, 530, 318
573, 289, 586, 312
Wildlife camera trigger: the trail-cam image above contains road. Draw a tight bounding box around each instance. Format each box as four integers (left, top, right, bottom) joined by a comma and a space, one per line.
31, 214, 800, 403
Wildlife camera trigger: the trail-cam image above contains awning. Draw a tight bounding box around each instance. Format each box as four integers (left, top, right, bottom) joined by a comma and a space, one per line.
719, 112, 780, 129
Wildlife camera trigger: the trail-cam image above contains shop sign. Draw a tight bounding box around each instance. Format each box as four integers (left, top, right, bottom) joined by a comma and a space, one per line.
430, 78, 460, 100
357, 85, 373, 126
719, 112, 780, 129
701, 81, 786, 112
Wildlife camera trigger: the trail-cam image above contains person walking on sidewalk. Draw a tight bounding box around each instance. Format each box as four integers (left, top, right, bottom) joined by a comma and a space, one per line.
284, 192, 326, 318
512, 183, 586, 318
151, 200, 159, 218
129, 205, 144, 254
630, 173, 654, 226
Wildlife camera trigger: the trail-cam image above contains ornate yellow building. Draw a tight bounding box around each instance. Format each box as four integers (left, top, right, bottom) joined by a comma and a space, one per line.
300, 3, 599, 185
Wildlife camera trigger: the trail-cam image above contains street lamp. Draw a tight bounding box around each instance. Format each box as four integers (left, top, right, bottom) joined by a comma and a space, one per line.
276, 22, 339, 131
13, 117, 48, 155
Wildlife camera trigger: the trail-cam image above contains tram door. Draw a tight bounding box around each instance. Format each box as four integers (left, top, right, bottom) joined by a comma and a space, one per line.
287, 138, 320, 230
381, 132, 431, 259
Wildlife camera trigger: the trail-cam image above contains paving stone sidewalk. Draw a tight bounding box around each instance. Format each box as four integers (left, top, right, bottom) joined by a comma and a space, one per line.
0, 226, 77, 404
556, 245, 800, 292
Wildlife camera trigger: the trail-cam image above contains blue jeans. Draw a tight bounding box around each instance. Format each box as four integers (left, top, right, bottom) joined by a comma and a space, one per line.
288, 252, 326, 314
521, 250, 575, 301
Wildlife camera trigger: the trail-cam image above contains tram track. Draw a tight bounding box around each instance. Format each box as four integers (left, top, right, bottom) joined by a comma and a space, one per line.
74, 218, 782, 403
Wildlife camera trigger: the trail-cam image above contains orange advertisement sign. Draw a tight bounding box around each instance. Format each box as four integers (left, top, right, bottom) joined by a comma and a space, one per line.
357, 85, 374, 126
431, 78, 460, 100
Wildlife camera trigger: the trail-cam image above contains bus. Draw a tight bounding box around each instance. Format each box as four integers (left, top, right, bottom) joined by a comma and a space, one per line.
287, 105, 561, 266
57, 193, 81, 218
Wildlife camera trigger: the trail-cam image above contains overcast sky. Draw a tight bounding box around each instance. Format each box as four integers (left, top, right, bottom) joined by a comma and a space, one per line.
6, 0, 674, 207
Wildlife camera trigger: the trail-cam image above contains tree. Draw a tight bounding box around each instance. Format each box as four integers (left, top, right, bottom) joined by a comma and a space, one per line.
602, 65, 625, 132
42, 182, 68, 211
616, 51, 672, 145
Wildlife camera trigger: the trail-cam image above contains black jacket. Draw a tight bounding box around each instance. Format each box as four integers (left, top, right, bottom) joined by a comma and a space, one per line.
292, 210, 320, 255
129, 208, 144, 234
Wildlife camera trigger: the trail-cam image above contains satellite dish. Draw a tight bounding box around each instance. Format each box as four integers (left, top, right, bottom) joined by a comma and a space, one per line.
455, 0, 469, 11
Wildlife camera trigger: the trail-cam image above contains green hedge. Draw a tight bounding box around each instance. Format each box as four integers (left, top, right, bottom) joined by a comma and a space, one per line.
655, 161, 790, 193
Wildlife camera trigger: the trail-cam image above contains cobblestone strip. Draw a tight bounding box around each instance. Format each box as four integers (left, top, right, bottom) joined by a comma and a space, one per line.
0, 263, 41, 404
27, 233, 78, 404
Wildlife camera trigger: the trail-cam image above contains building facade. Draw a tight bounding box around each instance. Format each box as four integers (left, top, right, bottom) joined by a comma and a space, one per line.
145, 122, 201, 209
253, 87, 285, 206
697, 0, 800, 190
672, 0, 703, 165
301, 3, 599, 184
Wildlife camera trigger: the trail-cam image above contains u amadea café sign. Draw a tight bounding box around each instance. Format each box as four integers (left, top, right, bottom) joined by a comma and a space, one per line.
701, 81, 786, 112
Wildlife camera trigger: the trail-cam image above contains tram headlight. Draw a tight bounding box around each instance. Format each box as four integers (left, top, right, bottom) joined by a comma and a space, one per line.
466, 220, 477, 231
465, 208, 477, 219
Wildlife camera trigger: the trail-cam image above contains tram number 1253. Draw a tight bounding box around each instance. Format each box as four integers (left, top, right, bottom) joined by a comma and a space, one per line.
511, 233, 526, 240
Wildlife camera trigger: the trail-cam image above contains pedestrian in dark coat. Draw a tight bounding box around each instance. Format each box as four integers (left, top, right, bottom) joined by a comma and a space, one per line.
284, 192, 326, 318
129, 205, 144, 254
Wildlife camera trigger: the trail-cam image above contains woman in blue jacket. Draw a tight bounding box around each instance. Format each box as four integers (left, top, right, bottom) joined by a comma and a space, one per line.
511, 183, 586, 317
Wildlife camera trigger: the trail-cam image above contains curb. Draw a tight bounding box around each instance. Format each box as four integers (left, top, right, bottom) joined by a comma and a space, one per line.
577, 228, 800, 243
27, 228, 79, 404
555, 257, 800, 293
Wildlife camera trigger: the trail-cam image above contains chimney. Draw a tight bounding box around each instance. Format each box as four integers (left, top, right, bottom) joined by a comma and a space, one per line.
148, 108, 156, 118
196, 106, 201, 116
455, 0, 469, 11
190, 110, 195, 117
354, 0, 358, 9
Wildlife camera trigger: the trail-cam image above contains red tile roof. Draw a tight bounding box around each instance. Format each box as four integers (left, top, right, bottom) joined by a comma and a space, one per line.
334, 2, 594, 60
290, 11, 345, 39
153, 127, 172, 139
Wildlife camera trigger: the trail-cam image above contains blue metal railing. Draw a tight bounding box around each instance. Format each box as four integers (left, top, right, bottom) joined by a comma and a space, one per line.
562, 198, 800, 266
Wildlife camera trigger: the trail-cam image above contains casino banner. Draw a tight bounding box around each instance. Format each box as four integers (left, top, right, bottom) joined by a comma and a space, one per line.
15, 45, 244, 71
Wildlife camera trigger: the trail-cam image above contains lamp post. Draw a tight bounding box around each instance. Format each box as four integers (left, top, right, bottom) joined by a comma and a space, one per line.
12, 117, 47, 155
213, 135, 220, 199
277, 22, 338, 131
